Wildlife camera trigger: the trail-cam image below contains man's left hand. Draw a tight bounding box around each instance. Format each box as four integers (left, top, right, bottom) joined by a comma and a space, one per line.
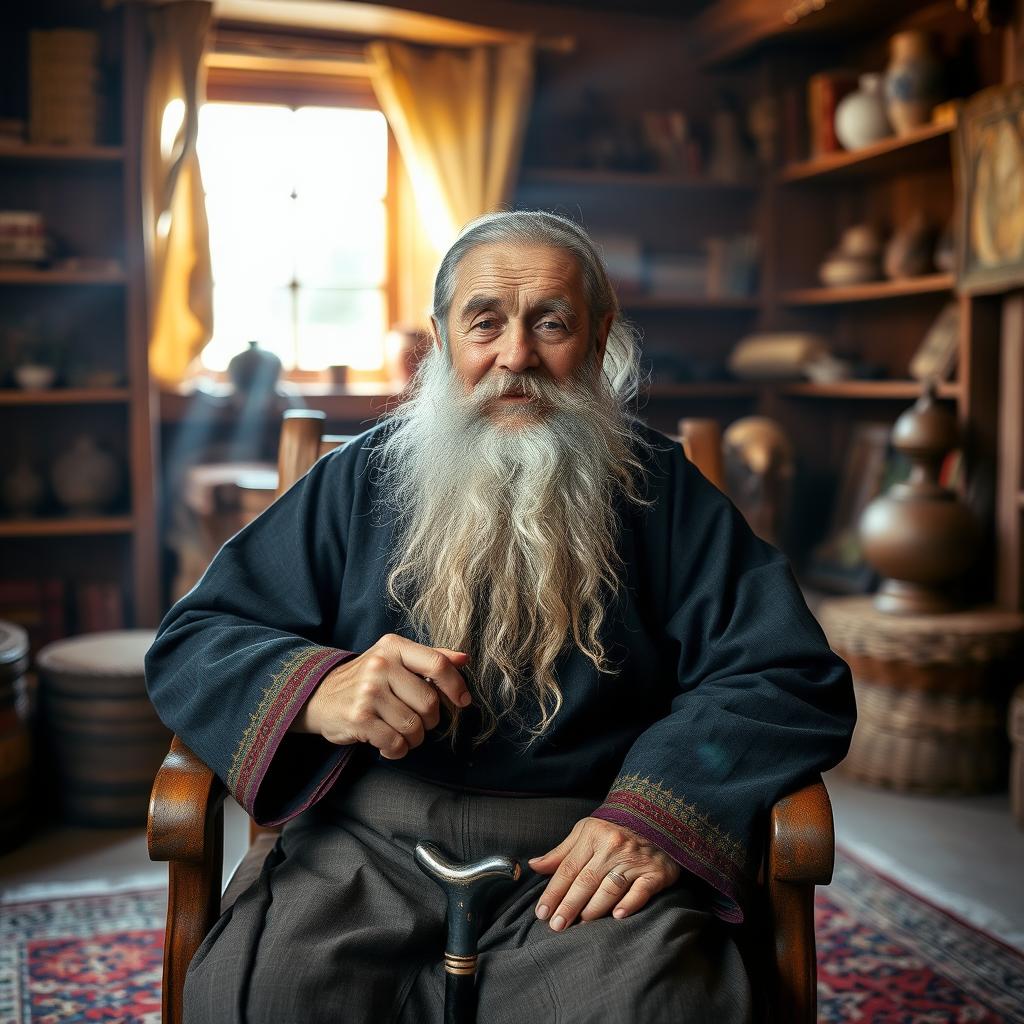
527, 818, 681, 931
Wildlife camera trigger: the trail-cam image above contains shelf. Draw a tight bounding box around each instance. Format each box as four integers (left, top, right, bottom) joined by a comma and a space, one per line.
0, 143, 124, 164
780, 380, 960, 400
646, 382, 761, 399
0, 388, 129, 405
777, 122, 955, 184
780, 274, 954, 305
0, 266, 126, 285
0, 515, 135, 539
518, 168, 759, 192
623, 295, 760, 311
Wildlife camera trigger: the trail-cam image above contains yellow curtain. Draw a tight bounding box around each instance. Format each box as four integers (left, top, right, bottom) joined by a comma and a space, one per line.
368, 39, 535, 321
142, 0, 214, 386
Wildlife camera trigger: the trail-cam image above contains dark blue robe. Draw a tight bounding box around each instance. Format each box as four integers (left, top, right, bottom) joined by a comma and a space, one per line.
145, 421, 855, 923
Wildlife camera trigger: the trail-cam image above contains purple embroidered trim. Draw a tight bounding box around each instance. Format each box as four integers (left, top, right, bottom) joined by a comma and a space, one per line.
232, 647, 355, 815
592, 797, 747, 924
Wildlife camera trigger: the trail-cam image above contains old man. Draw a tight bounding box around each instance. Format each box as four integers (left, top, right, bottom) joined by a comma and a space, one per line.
146, 210, 855, 1023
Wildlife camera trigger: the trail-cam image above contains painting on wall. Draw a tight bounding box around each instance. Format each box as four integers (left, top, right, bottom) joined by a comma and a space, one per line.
955, 82, 1024, 294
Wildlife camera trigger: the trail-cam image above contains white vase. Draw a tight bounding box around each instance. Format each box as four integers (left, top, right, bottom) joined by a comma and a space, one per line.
835, 74, 892, 151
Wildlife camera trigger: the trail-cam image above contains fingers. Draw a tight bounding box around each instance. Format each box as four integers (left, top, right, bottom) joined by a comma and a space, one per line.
529, 819, 679, 931
383, 635, 472, 708
388, 669, 443, 730
527, 827, 579, 875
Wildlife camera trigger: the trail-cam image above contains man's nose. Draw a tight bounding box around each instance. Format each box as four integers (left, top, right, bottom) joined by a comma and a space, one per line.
496, 321, 540, 373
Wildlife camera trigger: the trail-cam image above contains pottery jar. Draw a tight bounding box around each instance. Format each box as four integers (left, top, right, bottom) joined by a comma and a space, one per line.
835, 73, 892, 151
51, 435, 121, 513
884, 31, 943, 136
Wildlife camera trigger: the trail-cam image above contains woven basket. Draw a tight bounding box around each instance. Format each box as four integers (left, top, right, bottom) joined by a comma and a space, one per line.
820, 597, 1024, 793
844, 680, 1003, 792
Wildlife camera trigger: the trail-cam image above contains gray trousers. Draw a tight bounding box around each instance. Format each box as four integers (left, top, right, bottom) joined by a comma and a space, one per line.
184, 763, 752, 1023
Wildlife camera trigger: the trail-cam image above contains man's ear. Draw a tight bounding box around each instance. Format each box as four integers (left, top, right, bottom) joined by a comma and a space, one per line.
430, 316, 443, 352
594, 311, 614, 366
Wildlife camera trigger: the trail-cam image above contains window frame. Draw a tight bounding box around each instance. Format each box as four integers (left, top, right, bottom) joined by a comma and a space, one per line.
201, 54, 398, 384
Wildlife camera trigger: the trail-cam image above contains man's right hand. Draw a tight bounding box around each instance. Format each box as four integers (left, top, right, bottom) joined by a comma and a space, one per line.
292, 634, 471, 760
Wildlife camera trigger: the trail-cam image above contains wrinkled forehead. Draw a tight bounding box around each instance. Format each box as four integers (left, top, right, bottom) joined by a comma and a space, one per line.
449, 241, 587, 320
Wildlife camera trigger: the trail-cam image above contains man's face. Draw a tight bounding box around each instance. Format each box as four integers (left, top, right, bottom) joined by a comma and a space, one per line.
433, 241, 613, 419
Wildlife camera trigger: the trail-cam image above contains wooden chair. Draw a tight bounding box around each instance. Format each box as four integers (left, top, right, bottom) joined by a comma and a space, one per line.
148, 409, 835, 1024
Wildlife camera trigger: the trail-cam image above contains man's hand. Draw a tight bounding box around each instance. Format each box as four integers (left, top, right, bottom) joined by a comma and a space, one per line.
528, 818, 680, 931
293, 634, 471, 760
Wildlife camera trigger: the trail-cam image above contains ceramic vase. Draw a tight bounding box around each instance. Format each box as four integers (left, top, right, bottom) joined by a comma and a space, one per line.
227, 340, 282, 395
884, 31, 942, 137
835, 73, 892, 151
51, 435, 120, 513
859, 385, 979, 613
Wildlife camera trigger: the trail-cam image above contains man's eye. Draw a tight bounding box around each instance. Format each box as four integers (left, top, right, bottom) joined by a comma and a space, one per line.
473, 319, 498, 331
538, 320, 565, 332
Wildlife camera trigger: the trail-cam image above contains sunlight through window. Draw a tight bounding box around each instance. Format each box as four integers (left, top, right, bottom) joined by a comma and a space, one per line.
196, 103, 388, 372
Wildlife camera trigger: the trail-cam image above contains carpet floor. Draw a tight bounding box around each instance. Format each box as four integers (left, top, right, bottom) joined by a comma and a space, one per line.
1, 850, 1021, 1023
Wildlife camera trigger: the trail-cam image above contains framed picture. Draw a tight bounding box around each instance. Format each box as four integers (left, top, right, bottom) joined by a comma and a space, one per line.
955, 82, 1024, 294
802, 423, 905, 594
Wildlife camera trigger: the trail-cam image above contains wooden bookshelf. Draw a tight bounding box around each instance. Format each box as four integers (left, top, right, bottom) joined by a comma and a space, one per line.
0, 3, 158, 628
0, 266, 126, 285
779, 380, 960, 400
777, 122, 955, 184
780, 274, 954, 305
518, 168, 759, 191
0, 388, 129, 405
0, 143, 125, 163
0, 515, 135, 539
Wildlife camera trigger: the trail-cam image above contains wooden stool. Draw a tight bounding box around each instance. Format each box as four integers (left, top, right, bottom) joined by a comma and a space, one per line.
37, 629, 168, 826
818, 597, 1024, 794
1011, 684, 1024, 827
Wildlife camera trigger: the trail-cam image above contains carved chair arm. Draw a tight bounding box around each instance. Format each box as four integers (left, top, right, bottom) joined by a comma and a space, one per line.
769, 778, 835, 885
148, 734, 226, 864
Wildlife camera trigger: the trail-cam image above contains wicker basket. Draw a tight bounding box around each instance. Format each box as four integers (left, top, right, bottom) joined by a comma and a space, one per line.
819, 597, 1024, 793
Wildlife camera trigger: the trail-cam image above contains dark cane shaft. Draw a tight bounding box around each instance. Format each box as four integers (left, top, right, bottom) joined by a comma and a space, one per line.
414, 842, 521, 1024
445, 971, 477, 1024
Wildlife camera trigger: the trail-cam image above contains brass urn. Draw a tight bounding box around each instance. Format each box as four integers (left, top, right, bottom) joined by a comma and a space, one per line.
858, 384, 979, 614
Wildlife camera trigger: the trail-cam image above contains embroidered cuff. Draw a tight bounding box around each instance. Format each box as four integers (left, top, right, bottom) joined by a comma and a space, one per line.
591, 773, 752, 924
228, 645, 355, 821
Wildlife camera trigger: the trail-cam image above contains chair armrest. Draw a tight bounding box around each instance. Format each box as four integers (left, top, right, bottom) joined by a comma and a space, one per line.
765, 777, 834, 1024
149, 735, 227, 1024
769, 778, 834, 885
148, 735, 226, 864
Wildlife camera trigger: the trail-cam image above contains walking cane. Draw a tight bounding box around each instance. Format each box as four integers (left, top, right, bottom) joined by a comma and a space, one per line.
415, 841, 521, 1024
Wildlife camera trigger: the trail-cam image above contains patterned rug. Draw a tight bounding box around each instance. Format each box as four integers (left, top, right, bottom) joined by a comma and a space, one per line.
1, 852, 1022, 1022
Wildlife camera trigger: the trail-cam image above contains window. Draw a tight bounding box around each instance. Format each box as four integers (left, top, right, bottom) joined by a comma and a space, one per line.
196, 101, 390, 373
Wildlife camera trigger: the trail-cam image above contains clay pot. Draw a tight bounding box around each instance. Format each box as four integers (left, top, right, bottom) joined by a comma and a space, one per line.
51, 435, 121, 513
859, 386, 979, 613
884, 31, 943, 136
835, 73, 892, 151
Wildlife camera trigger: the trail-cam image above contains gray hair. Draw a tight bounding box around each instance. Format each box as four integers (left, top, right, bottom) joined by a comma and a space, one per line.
431, 210, 643, 404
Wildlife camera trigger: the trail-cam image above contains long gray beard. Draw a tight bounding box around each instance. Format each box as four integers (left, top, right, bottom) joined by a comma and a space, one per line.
371, 344, 648, 745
